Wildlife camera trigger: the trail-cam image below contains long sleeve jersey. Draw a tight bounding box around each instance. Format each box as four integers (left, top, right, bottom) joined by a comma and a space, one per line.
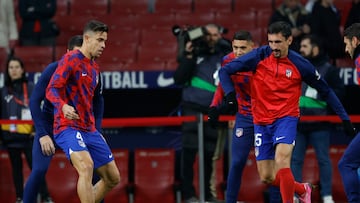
219, 45, 350, 125
46, 50, 101, 134
210, 52, 253, 127
30, 60, 104, 138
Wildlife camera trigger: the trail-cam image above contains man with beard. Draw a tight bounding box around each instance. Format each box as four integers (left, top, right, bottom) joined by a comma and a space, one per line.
219, 21, 355, 203
291, 34, 343, 203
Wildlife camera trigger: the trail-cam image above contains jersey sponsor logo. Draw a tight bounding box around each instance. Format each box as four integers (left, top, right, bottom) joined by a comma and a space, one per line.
157, 72, 174, 87
315, 70, 321, 80
275, 136, 285, 141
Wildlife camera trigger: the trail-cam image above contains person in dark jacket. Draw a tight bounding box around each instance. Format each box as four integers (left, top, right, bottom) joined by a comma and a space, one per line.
0, 57, 52, 203
173, 23, 231, 203
345, 0, 360, 29
18, 0, 59, 46
269, 0, 311, 52
310, 0, 345, 61
291, 34, 343, 203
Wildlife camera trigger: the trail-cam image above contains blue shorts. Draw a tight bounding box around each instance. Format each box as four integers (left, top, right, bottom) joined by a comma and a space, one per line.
254, 116, 298, 161
54, 128, 114, 169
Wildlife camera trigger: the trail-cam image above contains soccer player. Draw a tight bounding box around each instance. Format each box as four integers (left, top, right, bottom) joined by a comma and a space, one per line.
219, 21, 355, 203
46, 20, 120, 203
208, 30, 255, 203
338, 22, 360, 203
23, 35, 105, 203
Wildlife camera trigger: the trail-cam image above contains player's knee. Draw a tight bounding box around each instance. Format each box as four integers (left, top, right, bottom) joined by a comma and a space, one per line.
106, 171, 120, 189
259, 173, 274, 184
76, 161, 94, 176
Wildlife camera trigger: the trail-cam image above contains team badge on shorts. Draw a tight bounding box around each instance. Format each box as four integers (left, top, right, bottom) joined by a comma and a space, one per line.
236, 128, 243, 137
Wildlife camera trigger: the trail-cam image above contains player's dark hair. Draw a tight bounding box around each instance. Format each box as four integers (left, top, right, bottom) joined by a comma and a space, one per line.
83, 20, 108, 34
67, 35, 83, 50
268, 21, 292, 39
233, 30, 252, 41
344, 23, 360, 40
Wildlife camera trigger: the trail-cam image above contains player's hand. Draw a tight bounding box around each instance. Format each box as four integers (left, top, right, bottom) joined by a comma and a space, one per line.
40, 135, 56, 156
225, 91, 238, 115
62, 104, 80, 120
342, 120, 357, 137
208, 107, 219, 128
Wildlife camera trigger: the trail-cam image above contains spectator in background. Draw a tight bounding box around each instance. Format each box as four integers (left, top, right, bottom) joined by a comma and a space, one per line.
345, 0, 360, 29
310, 0, 345, 62
0, 57, 52, 203
173, 23, 231, 203
269, 0, 311, 52
291, 34, 343, 203
18, 0, 59, 46
0, 0, 18, 53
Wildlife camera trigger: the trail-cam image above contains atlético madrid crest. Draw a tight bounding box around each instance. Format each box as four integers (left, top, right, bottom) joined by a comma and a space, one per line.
286, 69, 292, 78
236, 128, 243, 137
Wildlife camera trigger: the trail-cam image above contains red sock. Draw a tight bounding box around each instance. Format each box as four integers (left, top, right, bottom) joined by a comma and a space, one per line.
294, 181, 305, 196
276, 168, 295, 203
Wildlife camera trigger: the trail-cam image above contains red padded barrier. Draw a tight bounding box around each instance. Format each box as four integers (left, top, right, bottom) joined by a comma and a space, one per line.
134, 148, 176, 203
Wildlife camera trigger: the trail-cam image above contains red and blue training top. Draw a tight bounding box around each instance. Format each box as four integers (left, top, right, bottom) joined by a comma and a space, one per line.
46, 49, 99, 134
219, 45, 350, 125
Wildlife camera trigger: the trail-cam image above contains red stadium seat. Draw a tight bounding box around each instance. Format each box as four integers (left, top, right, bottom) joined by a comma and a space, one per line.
215, 11, 257, 34
54, 15, 95, 45
137, 44, 177, 64
165, 59, 179, 71
54, 45, 67, 61
257, 9, 273, 28
0, 150, 31, 203
110, 0, 150, 15
69, 0, 109, 17
104, 149, 131, 203
98, 61, 124, 72
154, 0, 193, 14
140, 28, 177, 47
106, 28, 140, 47
234, 0, 273, 12
46, 152, 79, 203
134, 148, 177, 203
123, 61, 166, 71
98, 14, 140, 30
13, 46, 54, 72
194, 0, 233, 13
55, 0, 69, 16
0, 48, 8, 72
98, 43, 137, 65
175, 12, 216, 27
136, 13, 176, 30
